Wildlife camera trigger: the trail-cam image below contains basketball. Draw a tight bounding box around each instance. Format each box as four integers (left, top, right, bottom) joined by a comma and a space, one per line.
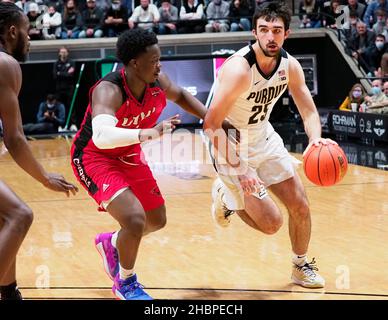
303, 144, 348, 187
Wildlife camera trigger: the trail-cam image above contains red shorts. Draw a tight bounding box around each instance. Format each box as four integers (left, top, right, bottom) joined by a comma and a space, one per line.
71, 150, 164, 212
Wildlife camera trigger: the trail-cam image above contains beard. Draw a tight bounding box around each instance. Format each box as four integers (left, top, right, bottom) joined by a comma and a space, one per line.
258, 39, 280, 57
13, 37, 28, 62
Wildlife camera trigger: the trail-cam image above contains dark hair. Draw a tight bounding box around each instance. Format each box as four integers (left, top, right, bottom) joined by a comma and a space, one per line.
377, 33, 386, 40
116, 29, 158, 65
47, 94, 57, 102
349, 9, 359, 18
375, 8, 387, 17
253, 1, 291, 31
0, 2, 24, 45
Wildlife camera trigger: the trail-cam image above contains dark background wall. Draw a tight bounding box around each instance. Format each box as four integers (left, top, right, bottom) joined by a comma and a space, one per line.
18, 35, 359, 126
282, 36, 359, 109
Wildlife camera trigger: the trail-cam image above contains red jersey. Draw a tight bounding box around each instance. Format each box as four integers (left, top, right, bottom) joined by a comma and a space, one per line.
72, 68, 167, 162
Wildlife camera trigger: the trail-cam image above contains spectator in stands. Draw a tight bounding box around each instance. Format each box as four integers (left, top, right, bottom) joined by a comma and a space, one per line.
298, 0, 321, 28
372, 9, 386, 34
363, 0, 388, 27
343, 10, 360, 39
365, 33, 388, 74
61, 0, 83, 39
128, 0, 160, 32
122, 0, 134, 16
23, 94, 66, 135
53, 47, 77, 131
365, 80, 388, 113
376, 52, 388, 77
158, 0, 178, 34
343, 0, 366, 23
178, 0, 205, 33
49, 0, 65, 13
104, 0, 128, 37
96, 0, 112, 12
229, 0, 254, 31
321, 0, 343, 28
339, 83, 366, 111
15, 0, 30, 14
205, 0, 230, 33
28, 2, 43, 40
361, 78, 387, 111
346, 21, 376, 70
42, 3, 62, 40
79, 0, 104, 38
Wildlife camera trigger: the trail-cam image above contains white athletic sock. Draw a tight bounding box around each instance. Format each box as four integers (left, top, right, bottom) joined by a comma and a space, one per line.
111, 231, 119, 249
119, 264, 134, 280
292, 253, 307, 267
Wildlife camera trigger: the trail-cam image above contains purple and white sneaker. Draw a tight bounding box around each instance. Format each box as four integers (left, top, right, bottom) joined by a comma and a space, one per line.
95, 232, 119, 280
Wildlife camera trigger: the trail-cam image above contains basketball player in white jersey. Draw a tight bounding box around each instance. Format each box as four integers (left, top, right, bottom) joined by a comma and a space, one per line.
203, 2, 337, 288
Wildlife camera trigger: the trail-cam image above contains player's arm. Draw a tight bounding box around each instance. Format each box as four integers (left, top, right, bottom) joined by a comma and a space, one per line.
158, 71, 207, 119
0, 56, 77, 196
158, 71, 240, 142
288, 56, 336, 152
91, 81, 179, 149
203, 58, 250, 168
204, 58, 262, 194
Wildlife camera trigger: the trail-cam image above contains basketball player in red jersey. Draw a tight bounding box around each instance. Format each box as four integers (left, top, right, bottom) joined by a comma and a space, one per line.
0, 3, 78, 300
71, 29, 209, 300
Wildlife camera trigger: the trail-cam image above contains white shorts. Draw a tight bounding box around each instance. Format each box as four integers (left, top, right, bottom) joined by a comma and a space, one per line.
212, 131, 301, 210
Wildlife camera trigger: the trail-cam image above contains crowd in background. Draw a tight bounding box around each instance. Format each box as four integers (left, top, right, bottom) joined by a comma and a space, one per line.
297, 0, 388, 113
0, 0, 273, 38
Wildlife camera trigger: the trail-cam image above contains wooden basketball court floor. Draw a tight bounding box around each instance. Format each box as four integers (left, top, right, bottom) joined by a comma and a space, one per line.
1, 131, 388, 300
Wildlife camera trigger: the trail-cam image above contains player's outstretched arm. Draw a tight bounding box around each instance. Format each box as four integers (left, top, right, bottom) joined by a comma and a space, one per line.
0, 55, 78, 197
158, 72, 208, 119
91, 81, 180, 147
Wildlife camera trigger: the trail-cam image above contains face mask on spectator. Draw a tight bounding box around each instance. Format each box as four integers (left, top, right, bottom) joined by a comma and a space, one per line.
376, 41, 385, 49
112, 3, 120, 10
141, 4, 149, 9
67, 6, 74, 11
352, 90, 362, 98
214, 0, 222, 4
47, 103, 55, 109
371, 86, 382, 95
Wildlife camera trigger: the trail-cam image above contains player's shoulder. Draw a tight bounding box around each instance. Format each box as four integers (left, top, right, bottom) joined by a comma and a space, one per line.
95, 79, 122, 95
286, 53, 302, 69
0, 52, 20, 82
222, 56, 251, 80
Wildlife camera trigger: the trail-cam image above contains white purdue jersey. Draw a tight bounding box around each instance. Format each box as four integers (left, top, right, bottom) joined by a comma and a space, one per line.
217, 44, 290, 146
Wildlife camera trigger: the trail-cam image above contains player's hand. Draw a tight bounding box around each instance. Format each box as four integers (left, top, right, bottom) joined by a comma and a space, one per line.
238, 167, 264, 196
221, 120, 240, 143
139, 114, 181, 142
43, 173, 79, 197
303, 138, 338, 157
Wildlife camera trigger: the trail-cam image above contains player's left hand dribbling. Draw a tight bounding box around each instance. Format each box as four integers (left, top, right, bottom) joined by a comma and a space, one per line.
43, 173, 79, 197
303, 138, 337, 157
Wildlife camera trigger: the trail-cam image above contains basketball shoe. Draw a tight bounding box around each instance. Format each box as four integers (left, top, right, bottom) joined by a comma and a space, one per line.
95, 232, 119, 280
211, 178, 234, 228
112, 273, 153, 300
291, 258, 325, 288
0, 287, 22, 300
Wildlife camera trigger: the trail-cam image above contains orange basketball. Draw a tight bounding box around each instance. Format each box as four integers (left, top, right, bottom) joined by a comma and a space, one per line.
303, 144, 348, 186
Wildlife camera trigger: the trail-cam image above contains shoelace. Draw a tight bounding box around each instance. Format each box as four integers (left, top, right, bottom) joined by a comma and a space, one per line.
223, 206, 234, 218
220, 192, 234, 218
295, 258, 319, 278
122, 281, 145, 294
